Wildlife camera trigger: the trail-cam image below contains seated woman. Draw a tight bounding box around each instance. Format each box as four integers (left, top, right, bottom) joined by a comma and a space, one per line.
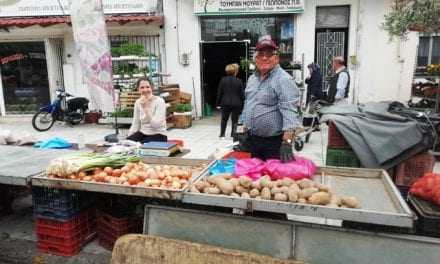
127, 77, 167, 143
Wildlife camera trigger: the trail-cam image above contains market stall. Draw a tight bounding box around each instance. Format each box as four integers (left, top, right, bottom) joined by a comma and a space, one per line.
26, 151, 440, 263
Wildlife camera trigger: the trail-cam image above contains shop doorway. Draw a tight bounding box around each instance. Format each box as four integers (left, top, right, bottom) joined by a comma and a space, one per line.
314, 5, 350, 95
315, 29, 349, 93
0, 42, 50, 114
200, 41, 248, 116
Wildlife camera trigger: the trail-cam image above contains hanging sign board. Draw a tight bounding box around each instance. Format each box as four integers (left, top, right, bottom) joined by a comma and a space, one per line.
0, 0, 157, 17
71, 0, 115, 113
194, 0, 305, 16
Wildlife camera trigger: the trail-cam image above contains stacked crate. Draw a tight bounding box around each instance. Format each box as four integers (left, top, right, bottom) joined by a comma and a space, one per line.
96, 210, 143, 250
119, 91, 140, 110
325, 121, 361, 167
180, 91, 192, 104
33, 187, 96, 256
393, 153, 436, 199
96, 195, 143, 250
408, 195, 440, 238
160, 84, 181, 129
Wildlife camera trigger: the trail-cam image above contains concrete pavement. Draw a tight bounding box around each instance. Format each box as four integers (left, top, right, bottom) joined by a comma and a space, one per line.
0, 113, 327, 164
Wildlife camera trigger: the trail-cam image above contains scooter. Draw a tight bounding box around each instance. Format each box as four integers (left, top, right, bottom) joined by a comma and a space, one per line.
32, 89, 89, 132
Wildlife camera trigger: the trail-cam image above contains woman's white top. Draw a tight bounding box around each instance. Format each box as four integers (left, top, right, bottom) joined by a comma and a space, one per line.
128, 96, 167, 136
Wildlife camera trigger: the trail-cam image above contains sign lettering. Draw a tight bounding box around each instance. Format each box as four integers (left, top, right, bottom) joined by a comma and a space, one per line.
195, 0, 304, 15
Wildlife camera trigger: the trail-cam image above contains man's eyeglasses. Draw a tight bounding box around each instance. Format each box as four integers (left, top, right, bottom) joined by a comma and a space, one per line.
256, 51, 277, 59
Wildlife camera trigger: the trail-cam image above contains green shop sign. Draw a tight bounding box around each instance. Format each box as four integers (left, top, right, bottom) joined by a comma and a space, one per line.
194, 0, 304, 16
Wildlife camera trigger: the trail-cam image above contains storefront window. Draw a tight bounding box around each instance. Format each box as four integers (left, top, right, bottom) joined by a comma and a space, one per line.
0, 42, 49, 114
201, 15, 294, 66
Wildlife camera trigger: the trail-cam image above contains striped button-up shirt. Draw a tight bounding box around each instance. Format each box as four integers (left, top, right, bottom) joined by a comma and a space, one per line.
242, 65, 299, 137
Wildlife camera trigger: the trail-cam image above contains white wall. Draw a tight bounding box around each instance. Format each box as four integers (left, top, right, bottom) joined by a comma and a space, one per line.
163, 0, 202, 117
355, 0, 417, 102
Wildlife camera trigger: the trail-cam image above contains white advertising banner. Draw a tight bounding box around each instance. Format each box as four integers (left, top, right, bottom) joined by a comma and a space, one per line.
194, 0, 304, 16
0, 0, 157, 17
71, 0, 115, 113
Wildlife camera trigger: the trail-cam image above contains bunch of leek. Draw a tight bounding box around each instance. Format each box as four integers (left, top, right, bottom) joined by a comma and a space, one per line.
46, 152, 141, 177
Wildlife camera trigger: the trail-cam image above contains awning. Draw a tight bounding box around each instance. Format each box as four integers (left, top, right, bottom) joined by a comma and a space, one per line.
0, 15, 163, 28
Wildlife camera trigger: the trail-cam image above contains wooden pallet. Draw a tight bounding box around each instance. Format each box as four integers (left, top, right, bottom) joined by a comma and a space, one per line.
180, 91, 192, 103
159, 83, 179, 89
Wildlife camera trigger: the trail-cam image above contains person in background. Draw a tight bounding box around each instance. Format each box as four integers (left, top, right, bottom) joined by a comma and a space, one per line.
216, 63, 245, 138
241, 35, 299, 162
305, 63, 324, 131
305, 62, 323, 105
127, 77, 167, 143
327, 56, 350, 104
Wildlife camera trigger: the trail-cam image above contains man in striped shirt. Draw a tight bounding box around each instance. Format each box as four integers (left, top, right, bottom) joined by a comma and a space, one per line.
242, 36, 299, 162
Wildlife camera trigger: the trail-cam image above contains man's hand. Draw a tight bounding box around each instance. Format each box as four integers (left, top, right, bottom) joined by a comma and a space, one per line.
280, 140, 294, 162
282, 130, 295, 142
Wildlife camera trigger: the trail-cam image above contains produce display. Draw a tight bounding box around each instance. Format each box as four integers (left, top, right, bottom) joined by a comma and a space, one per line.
190, 174, 361, 208
410, 173, 440, 206
46, 153, 194, 190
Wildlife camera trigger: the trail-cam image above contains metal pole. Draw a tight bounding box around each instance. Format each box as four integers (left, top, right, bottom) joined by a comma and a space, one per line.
192, 77, 198, 119
436, 77, 440, 113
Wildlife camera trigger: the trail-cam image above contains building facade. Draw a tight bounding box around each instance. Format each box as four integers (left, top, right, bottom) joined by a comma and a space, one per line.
0, 0, 163, 115
0, 0, 419, 116
164, 0, 419, 117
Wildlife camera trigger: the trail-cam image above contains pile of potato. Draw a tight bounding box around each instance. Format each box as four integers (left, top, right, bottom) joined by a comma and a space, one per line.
190, 174, 361, 208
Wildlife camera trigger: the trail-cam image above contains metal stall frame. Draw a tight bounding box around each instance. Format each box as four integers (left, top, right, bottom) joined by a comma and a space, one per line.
143, 204, 440, 264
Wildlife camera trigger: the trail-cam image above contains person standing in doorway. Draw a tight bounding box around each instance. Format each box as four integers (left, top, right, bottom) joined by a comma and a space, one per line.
127, 77, 167, 143
327, 56, 350, 104
241, 36, 299, 162
216, 63, 245, 138
305, 62, 323, 105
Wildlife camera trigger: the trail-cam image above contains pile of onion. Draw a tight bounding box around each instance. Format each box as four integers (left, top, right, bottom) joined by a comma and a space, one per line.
49, 162, 192, 189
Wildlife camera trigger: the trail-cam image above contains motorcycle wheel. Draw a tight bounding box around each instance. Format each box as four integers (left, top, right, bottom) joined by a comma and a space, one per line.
32, 110, 55, 132
74, 109, 86, 125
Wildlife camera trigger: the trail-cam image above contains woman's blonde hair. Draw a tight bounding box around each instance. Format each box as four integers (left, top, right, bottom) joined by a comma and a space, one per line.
225, 63, 239, 76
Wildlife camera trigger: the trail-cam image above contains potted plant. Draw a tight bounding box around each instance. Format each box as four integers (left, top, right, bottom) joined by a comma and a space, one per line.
173, 103, 192, 128
382, 0, 440, 40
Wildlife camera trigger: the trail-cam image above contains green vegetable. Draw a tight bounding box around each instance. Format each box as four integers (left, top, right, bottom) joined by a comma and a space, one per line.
175, 103, 192, 113
46, 152, 141, 177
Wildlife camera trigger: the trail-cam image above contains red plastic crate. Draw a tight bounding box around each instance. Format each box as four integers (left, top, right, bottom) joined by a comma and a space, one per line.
395, 153, 436, 187
97, 224, 141, 251
37, 241, 81, 257
97, 210, 141, 233
35, 208, 97, 257
35, 208, 96, 237
37, 226, 95, 245
96, 210, 142, 250
97, 223, 141, 250
37, 231, 96, 257
98, 233, 115, 251
222, 151, 252, 160
327, 121, 350, 149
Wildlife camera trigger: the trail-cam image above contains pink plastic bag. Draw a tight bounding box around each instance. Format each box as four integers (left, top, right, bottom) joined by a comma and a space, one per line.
234, 158, 266, 180
264, 157, 317, 180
